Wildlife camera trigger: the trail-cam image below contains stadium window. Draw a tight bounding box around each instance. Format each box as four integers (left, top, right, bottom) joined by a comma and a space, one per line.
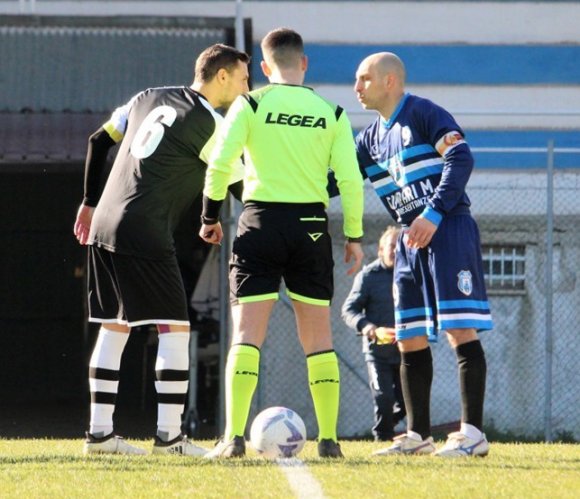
482, 245, 526, 294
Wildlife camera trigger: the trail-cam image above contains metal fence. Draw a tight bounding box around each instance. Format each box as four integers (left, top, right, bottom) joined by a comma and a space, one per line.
211, 143, 580, 443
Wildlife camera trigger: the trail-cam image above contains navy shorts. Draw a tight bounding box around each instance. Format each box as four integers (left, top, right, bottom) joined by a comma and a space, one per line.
229, 202, 334, 305
393, 214, 493, 341
87, 245, 190, 327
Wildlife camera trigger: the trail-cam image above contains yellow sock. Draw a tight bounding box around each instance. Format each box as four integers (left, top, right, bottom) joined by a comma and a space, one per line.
307, 350, 340, 441
224, 343, 260, 441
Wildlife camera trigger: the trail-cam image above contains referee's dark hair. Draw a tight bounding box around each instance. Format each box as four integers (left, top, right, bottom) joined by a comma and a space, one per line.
261, 27, 304, 69
194, 44, 250, 83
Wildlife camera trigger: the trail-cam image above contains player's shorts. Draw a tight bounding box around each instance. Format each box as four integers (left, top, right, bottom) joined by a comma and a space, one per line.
87, 245, 190, 327
393, 214, 493, 342
229, 201, 334, 306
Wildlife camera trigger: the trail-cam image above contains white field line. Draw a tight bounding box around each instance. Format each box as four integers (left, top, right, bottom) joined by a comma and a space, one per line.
276, 457, 325, 499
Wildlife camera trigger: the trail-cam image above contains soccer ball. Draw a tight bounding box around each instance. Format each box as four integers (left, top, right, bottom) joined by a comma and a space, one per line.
249, 406, 307, 458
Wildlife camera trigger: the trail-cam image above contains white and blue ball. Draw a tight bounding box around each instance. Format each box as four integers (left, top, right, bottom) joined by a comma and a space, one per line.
250, 406, 307, 458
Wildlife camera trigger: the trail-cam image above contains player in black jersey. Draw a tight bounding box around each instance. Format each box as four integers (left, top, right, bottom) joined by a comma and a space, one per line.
73, 44, 250, 456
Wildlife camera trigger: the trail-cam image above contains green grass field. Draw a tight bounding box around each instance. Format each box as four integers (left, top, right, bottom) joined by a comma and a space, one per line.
0, 439, 578, 498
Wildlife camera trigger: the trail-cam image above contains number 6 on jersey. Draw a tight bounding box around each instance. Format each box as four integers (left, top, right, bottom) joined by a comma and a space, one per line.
131, 105, 177, 159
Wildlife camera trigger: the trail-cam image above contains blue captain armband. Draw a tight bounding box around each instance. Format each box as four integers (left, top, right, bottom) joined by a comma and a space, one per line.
420, 206, 443, 227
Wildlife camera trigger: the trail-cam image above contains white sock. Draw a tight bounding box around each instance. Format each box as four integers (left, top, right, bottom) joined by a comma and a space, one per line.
461, 423, 483, 440
88, 327, 130, 436
155, 332, 190, 442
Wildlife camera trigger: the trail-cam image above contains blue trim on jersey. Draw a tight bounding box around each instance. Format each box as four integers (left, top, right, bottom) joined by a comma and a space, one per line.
438, 299, 490, 310
403, 164, 444, 182
421, 206, 443, 226
397, 326, 436, 340
374, 164, 443, 197
400, 144, 438, 160
381, 94, 409, 129
439, 319, 494, 331
365, 164, 388, 177
365, 144, 439, 177
395, 308, 433, 320
375, 182, 400, 197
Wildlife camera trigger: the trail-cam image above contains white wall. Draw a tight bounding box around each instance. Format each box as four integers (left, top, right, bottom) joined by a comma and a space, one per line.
3, 1, 580, 128
4, 2, 580, 44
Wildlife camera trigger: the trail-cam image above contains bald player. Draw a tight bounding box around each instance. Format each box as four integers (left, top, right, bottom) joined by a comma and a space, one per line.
200, 27, 364, 459
352, 52, 493, 457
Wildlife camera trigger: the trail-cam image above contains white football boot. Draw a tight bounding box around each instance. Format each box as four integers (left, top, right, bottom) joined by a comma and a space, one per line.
204, 436, 246, 459
152, 434, 209, 457
434, 431, 490, 457
83, 432, 147, 455
373, 433, 436, 456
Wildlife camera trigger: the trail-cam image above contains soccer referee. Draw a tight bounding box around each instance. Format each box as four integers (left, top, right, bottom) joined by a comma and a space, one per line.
200, 28, 364, 459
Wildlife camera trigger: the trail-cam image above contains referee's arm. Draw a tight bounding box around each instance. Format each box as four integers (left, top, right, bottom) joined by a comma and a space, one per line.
329, 112, 365, 241
200, 97, 249, 244
202, 97, 250, 218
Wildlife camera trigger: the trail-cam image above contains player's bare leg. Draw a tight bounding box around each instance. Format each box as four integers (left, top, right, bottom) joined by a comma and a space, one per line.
231, 300, 275, 347
293, 300, 333, 354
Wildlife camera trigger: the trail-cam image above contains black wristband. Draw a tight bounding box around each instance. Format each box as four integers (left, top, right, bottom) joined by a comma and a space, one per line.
201, 195, 224, 223
347, 236, 363, 243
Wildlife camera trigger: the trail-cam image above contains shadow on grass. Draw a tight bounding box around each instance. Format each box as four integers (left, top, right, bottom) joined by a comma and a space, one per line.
1, 451, 577, 472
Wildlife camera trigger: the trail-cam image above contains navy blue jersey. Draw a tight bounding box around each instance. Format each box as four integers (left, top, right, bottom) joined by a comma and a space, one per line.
355, 94, 474, 227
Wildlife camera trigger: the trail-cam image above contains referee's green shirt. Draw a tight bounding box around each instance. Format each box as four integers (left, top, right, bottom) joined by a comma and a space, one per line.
204, 83, 364, 239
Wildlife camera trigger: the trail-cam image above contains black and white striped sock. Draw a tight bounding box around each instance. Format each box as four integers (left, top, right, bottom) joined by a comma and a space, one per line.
155, 332, 190, 442
88, 327, 130, 437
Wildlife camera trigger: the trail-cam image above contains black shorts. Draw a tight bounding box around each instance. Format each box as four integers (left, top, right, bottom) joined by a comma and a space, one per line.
87, 245, 190, 327
229, 202, 334, 305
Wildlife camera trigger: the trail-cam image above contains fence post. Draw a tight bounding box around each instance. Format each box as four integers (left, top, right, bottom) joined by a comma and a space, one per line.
217, 197, 233, 436
544, 140, 554, 442
235, 0, 246, 52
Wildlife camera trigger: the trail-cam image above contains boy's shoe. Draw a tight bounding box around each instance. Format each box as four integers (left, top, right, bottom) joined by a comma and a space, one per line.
204, 436, 246, 459
373, 433, 435, 456
83, 432, 147, 455
152, 434, 208, 457
317, 439, 344, 458
433, 432, 489, 458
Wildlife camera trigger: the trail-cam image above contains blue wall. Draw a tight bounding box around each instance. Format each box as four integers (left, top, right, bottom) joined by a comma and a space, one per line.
252, 42, 580, 168
253, 44, 580, 85
469, 130, 580, 169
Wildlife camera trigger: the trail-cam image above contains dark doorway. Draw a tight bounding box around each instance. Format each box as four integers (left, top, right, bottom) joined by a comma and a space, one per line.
0, 165, 88, 436
0, 164, 220, 439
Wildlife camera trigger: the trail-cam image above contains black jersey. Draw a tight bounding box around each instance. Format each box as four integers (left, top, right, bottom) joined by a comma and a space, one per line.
88, 86, 242, 259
